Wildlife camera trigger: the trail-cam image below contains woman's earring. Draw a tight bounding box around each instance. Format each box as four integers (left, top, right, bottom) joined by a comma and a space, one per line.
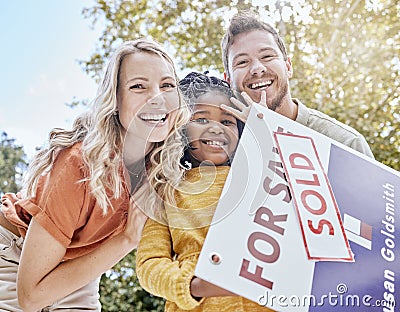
113, 110, 118, 116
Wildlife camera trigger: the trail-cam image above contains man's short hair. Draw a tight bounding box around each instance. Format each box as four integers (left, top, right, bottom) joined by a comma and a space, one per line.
221, 11, 288, 79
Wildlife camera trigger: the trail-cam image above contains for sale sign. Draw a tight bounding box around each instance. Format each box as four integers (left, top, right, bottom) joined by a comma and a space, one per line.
195, 105, 399, 311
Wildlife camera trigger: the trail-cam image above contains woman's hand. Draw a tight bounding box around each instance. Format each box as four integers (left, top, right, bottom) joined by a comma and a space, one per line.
220, 90, 267, 123
1, 192, 21, 209
1, 192, 19, 218
122, 199, 148, 248
190, 277, 236, 298
1, 192, 27, 234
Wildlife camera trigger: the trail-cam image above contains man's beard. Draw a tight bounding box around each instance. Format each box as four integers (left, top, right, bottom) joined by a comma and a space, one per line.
268, 82, 288, 112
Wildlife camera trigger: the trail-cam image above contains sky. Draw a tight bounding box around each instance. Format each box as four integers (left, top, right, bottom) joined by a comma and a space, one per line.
0, 1, 100, 159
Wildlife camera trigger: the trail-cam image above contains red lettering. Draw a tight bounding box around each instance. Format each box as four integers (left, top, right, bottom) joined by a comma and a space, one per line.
296, 173, 320, 186
254, 206, 287, 235
289, 153, 315, 170
248, 232, 280, 263
263, 176, 291, 203
239, 259, 274, 289
308, 219, 334, 235
268, 160, 286, 180
301, 190, 327, 215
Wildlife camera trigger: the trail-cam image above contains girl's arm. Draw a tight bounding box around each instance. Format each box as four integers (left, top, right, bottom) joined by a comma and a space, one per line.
17, 203, 147, 312
136, 218, 205, 310
136, 218, 237, 310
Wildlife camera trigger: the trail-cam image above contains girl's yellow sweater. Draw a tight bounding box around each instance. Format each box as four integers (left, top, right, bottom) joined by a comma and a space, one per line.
136, 166, 274, 311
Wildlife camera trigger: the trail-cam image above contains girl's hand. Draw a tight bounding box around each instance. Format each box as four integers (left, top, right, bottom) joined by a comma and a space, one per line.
220, 90, 267, 123
190, 277, 236, 298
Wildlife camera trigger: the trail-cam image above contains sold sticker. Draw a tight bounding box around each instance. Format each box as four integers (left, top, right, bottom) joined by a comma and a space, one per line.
274, 132, 354, 261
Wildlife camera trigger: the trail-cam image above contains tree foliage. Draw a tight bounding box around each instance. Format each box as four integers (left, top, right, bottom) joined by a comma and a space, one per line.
79, 0, 400, 310
0, 132, 27, 196
80, 0, 233, 82
81, 0, 399, 170
284, 0, 400, 170
100, 251, 164, 311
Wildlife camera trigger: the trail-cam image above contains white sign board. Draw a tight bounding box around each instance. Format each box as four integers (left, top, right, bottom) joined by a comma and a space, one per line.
195, 105, 399, 311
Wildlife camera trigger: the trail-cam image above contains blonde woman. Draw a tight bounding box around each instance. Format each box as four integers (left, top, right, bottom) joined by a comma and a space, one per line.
0, 38, 190, 312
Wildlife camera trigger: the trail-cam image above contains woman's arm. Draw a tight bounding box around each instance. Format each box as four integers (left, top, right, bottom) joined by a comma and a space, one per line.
17, 203, 147, 312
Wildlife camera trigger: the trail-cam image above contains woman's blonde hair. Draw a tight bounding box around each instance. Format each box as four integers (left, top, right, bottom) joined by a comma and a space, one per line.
23, 38, 190, 216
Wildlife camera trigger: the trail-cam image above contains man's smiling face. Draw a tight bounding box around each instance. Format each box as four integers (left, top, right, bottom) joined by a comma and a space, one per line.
227, 30, 293, 111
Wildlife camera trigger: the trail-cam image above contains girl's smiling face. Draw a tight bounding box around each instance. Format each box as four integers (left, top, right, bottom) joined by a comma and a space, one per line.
186, 91, 239, 166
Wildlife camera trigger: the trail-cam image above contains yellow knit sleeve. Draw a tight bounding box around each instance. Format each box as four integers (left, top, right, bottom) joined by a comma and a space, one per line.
136, 218, 204, 310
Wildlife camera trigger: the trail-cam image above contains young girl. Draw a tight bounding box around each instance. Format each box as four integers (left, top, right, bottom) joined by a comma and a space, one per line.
136, 72, 273, 311
0, 38, 190, 312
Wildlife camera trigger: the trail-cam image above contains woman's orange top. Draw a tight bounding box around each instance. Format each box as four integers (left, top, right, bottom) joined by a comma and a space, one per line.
2, 142, 130, 260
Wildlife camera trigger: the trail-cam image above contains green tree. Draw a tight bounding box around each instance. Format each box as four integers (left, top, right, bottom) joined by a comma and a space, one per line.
100, 251, 164, 312
80, 0, 399, 170
0, 131, 27, 196
80, 1, 400, 310
281, 0, 400, 170
80, 0, 233, 83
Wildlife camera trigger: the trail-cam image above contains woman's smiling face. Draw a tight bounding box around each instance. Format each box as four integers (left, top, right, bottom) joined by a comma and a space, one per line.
117, 52, 180, 145
186, 91, 239, 166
